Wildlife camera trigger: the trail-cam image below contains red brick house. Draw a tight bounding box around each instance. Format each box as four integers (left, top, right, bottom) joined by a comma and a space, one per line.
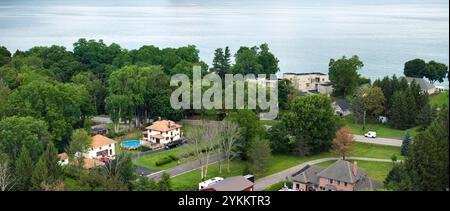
290, 160, 382, 191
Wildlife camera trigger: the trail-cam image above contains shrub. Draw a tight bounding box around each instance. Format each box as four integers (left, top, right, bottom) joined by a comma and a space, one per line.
168, 154, 179, 161
137, 145, 151, 152
155, 156, 173, 166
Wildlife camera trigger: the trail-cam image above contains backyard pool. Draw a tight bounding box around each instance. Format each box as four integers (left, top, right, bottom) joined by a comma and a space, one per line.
121, 140, 142, 149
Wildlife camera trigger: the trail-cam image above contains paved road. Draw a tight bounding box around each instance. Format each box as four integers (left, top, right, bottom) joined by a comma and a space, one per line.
254, 157, 400, 191
147, 153, 224, 180
353, 135, 402, 147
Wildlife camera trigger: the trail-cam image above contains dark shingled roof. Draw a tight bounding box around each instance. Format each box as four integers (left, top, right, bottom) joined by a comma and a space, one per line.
335, 98, 350, 111
400, 77, 435, 91
291, 165, 325, 184
317, 160, 366, 183
203, 176, 254, 191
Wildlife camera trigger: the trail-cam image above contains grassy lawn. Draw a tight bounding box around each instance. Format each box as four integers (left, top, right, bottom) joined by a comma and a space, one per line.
263, 181, 292, 191
344, 115, 416, 138
315, 160, 395, 183
430, 91, 449, 107
171, 142, 401, 190
259, 120, 280, 126
132, 144, 195, 170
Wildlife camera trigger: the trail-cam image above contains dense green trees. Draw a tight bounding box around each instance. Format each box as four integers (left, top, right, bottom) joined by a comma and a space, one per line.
0, 46, 11, 67
385, 107, 448, 191
328, 55, 364, 97
226, 109, 265, 155
233, 44, 279, 75
404, 58, 448, 84
7, 81, 94, 145
31, 142, 62, 190
0, 116, 51, 161
372, 76, 431, 130
283, 95, 342, 154
211, 47, 232, 79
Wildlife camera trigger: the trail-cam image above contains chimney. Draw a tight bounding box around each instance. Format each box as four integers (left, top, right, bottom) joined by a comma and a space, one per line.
353, 161, 358, 176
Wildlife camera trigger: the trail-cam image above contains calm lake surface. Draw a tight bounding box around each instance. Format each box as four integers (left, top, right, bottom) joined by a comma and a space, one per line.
0, 0, 448, 87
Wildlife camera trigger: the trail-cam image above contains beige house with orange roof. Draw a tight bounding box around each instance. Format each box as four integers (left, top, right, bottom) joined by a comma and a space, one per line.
143, 120, 182, 145
57, 152, 69, 166
84, 134, 116, 160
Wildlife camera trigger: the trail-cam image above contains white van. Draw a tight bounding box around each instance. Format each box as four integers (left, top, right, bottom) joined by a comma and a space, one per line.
364, 131, 377, 138
198, 177, 224, 190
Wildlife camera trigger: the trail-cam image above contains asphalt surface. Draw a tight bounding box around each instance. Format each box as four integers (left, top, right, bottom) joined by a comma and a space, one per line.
353, 135, 402, 147
146, 153, 224, 180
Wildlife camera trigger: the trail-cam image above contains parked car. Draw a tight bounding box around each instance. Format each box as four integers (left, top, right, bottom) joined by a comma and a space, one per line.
364, 131, 377, 138
164, 139, 187, 149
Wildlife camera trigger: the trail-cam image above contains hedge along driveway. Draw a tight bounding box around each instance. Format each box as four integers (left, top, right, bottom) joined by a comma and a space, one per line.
132, 144, 195, 171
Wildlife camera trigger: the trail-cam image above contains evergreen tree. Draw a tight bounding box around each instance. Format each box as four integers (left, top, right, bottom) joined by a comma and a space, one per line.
158, 173, 172, 191
31, 142, 62, 190
389, 91, 408, 129
401, 132, 411, 156
404, 87, 418, 127
31, 156, 49, 190
14, 146, 33, 191
246, 137, 272, 174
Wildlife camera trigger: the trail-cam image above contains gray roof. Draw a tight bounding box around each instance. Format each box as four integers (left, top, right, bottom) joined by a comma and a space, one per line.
317, 160, 366, 183
204, 176, 254, 191
335, 99, 350, 111
401, 77, 435, 91
291, 165, 325, 184
354, 177, 383, 191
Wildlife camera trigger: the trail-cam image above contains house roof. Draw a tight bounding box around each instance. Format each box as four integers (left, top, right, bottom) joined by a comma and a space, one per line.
146, 120, 182, 132
151, 134, 164, 139
335, 98, 350, 111
58, 152, 68, 161
291, 165, 325, 184
317, 160, 366, 183
401, 77, 435, 91
203, 176, 254, 191
354, 177, 383, 191
91, 135, 116, 148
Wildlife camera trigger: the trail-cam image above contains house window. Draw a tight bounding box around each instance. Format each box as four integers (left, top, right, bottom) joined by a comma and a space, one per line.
99, 147, 102, 150
329, 179, 333, 184
344, 182, 347, 187
296, 184, 300, 190
306, 83, 310, 87
337, 181, 341, 185
109, 144, 111, 147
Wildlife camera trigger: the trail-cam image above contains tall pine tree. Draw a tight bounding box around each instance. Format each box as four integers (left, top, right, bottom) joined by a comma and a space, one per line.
14, 146, 33, 191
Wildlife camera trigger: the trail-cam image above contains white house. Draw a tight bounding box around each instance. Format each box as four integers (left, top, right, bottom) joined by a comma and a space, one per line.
84, 134, 116, 160
57, 152, 69, 166
401, 77, 438, 95
283, 72, 330, 92
143, 120, 182, 145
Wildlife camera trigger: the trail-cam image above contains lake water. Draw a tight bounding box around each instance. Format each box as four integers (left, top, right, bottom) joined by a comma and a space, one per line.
0, 0, 448, 87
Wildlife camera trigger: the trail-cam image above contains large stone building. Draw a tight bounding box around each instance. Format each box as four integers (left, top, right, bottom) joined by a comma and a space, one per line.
283, 72, 333, 95
290, 159, 382, 191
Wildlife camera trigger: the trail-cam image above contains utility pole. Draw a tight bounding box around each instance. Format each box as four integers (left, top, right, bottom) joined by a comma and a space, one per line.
363, 110, 366, 132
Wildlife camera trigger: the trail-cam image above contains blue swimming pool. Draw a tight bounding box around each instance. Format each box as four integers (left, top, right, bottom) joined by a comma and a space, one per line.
121, 140, 141, 148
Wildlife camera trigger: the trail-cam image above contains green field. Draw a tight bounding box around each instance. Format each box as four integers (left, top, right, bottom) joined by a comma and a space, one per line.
430, 91, 449, 107
132, 145, 194, 170
263, 181, 292, 191
344, 115, 416, 138
170, 142, 401, 190
315, 160, 394, 183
